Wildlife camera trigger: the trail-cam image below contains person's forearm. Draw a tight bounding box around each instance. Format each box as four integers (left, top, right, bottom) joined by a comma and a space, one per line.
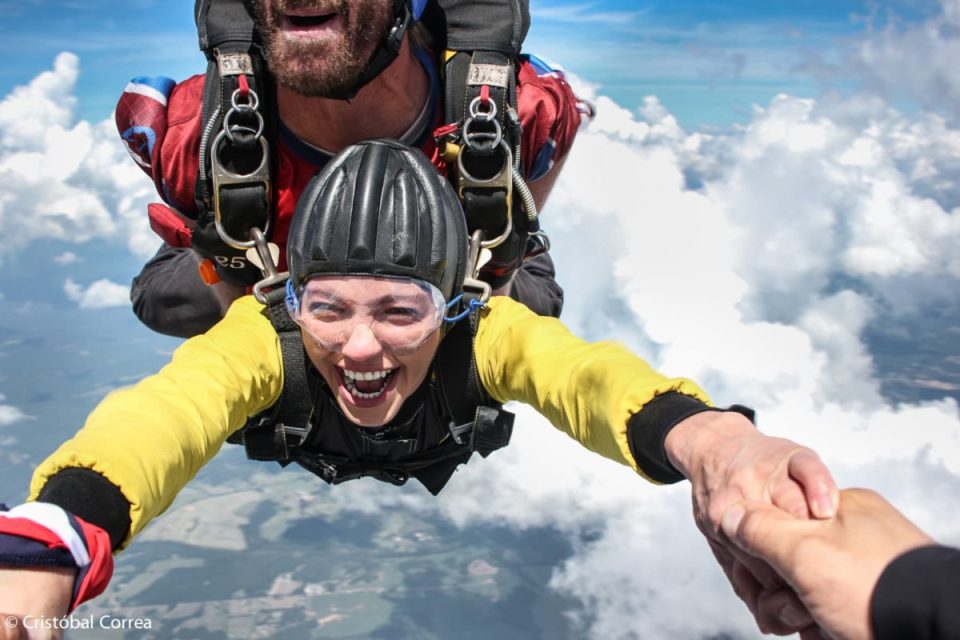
475, 297, 712, 475
36, 468, 132, 550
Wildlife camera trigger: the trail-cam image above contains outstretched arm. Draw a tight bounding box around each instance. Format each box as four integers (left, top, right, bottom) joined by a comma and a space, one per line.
28, 296, 282, 550
476, 296, 839, 633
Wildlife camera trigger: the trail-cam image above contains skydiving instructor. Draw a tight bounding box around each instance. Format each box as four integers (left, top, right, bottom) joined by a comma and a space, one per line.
122, 0, 585, 336
0, 141, 837, 635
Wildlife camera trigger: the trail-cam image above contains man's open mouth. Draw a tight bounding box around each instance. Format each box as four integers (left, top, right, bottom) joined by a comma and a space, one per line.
285, 12, 337, 28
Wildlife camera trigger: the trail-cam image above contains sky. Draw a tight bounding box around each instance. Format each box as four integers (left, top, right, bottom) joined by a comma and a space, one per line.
2, 0, 960, 638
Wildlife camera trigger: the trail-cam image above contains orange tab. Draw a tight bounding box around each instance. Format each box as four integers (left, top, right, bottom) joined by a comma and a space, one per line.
198, 259, 221, 285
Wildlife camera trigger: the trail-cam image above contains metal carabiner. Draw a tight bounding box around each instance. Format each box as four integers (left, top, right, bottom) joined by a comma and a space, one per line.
462, 229, 493, 303
211, 129, 271, 250
456, 138, 514, 250
250, 227, 289, 303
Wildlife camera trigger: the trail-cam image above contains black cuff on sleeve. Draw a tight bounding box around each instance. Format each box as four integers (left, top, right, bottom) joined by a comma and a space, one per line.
37, 468, 132, 551
871, 544, 960, 640
626, 392, 756, 484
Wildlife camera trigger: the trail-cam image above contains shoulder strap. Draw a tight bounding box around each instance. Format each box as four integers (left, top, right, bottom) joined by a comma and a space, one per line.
227, 286, 314, 461
434, 0, 539, 254
434, 301, 514, 457
193, 0, 276, 249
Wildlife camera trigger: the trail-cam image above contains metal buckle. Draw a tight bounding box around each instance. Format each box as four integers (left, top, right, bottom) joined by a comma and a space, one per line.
211, 130, 271, 250
279, 423, 310, 459
456, 139, 514, 250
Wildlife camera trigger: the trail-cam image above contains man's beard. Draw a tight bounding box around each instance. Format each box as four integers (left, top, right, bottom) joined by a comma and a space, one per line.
252, 0, 396, 98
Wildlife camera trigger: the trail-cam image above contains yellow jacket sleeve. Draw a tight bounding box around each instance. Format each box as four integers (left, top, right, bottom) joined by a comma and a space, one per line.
474, 296, 712, 479
28, 296, 283, 548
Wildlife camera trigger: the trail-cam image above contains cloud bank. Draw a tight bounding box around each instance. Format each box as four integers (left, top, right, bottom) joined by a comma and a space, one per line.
3, 4, 960, 636
0, 52, 157, 262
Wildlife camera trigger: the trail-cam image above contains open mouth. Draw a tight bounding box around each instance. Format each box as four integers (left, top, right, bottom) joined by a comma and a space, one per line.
339, 367, 398, 401
286, 12, 337, 28
283, 13, 340, 35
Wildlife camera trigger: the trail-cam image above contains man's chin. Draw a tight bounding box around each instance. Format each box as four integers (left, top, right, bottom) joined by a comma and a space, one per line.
271, 61, 367, 99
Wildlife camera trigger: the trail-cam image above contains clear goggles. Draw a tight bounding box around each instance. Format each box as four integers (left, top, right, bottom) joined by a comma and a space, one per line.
286, 275, 449, 356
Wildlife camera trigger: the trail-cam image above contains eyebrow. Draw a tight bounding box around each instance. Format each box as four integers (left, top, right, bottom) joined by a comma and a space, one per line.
304, 290, 428, 306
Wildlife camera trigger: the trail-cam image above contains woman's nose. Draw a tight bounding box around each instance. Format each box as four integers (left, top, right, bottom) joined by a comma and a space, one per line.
339, 322, 384, 360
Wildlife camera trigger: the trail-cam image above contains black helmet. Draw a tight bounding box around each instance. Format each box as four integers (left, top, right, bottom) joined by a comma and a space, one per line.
287, 139, 469, 301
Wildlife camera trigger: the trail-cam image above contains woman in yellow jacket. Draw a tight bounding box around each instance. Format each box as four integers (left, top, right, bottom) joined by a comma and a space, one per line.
1, 140, 837, 636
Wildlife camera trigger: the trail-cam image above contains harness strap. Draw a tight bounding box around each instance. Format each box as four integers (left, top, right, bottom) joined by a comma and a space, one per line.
193, 0, 275, 248
227, 287, 314, 460
435, 298, 513, 455
295, 437, 471, 487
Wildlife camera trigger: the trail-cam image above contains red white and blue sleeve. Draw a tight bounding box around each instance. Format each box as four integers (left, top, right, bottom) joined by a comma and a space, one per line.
0, 502, 114, 611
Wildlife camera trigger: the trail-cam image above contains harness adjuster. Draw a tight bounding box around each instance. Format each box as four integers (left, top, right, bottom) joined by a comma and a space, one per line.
277, 422, 310, 459
211, 132, 271, 247
449, 417, 475, 446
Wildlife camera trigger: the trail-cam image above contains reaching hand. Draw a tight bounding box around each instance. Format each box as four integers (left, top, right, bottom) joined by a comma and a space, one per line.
664, 410, 839, 634
0, 566, 75, 640
721, 488, 935, 640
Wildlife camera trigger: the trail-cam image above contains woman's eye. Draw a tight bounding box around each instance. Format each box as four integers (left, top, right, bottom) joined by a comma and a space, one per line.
382, 307, 421, 322
307, 303, 345, 320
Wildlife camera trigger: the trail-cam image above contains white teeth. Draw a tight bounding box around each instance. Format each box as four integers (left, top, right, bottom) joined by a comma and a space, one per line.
340, 368, 396, 400
343, 369, 392, 381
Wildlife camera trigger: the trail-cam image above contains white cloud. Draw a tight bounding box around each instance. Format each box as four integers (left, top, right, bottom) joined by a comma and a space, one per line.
0, 52, 157, 262
54, 251, 79, 265
0, 393, 29, 427
63, 277, 130, 309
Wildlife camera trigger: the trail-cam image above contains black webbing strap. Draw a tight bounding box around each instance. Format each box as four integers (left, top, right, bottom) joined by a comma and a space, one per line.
193, 0, 274, 237
229, 287, 314, 460
434, 304, 491, 447
195, 0, 258, 54
297, 437, 471, 485
264, 287, 313, 430
435, 0, 529, 54
442, 43, 527, 248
